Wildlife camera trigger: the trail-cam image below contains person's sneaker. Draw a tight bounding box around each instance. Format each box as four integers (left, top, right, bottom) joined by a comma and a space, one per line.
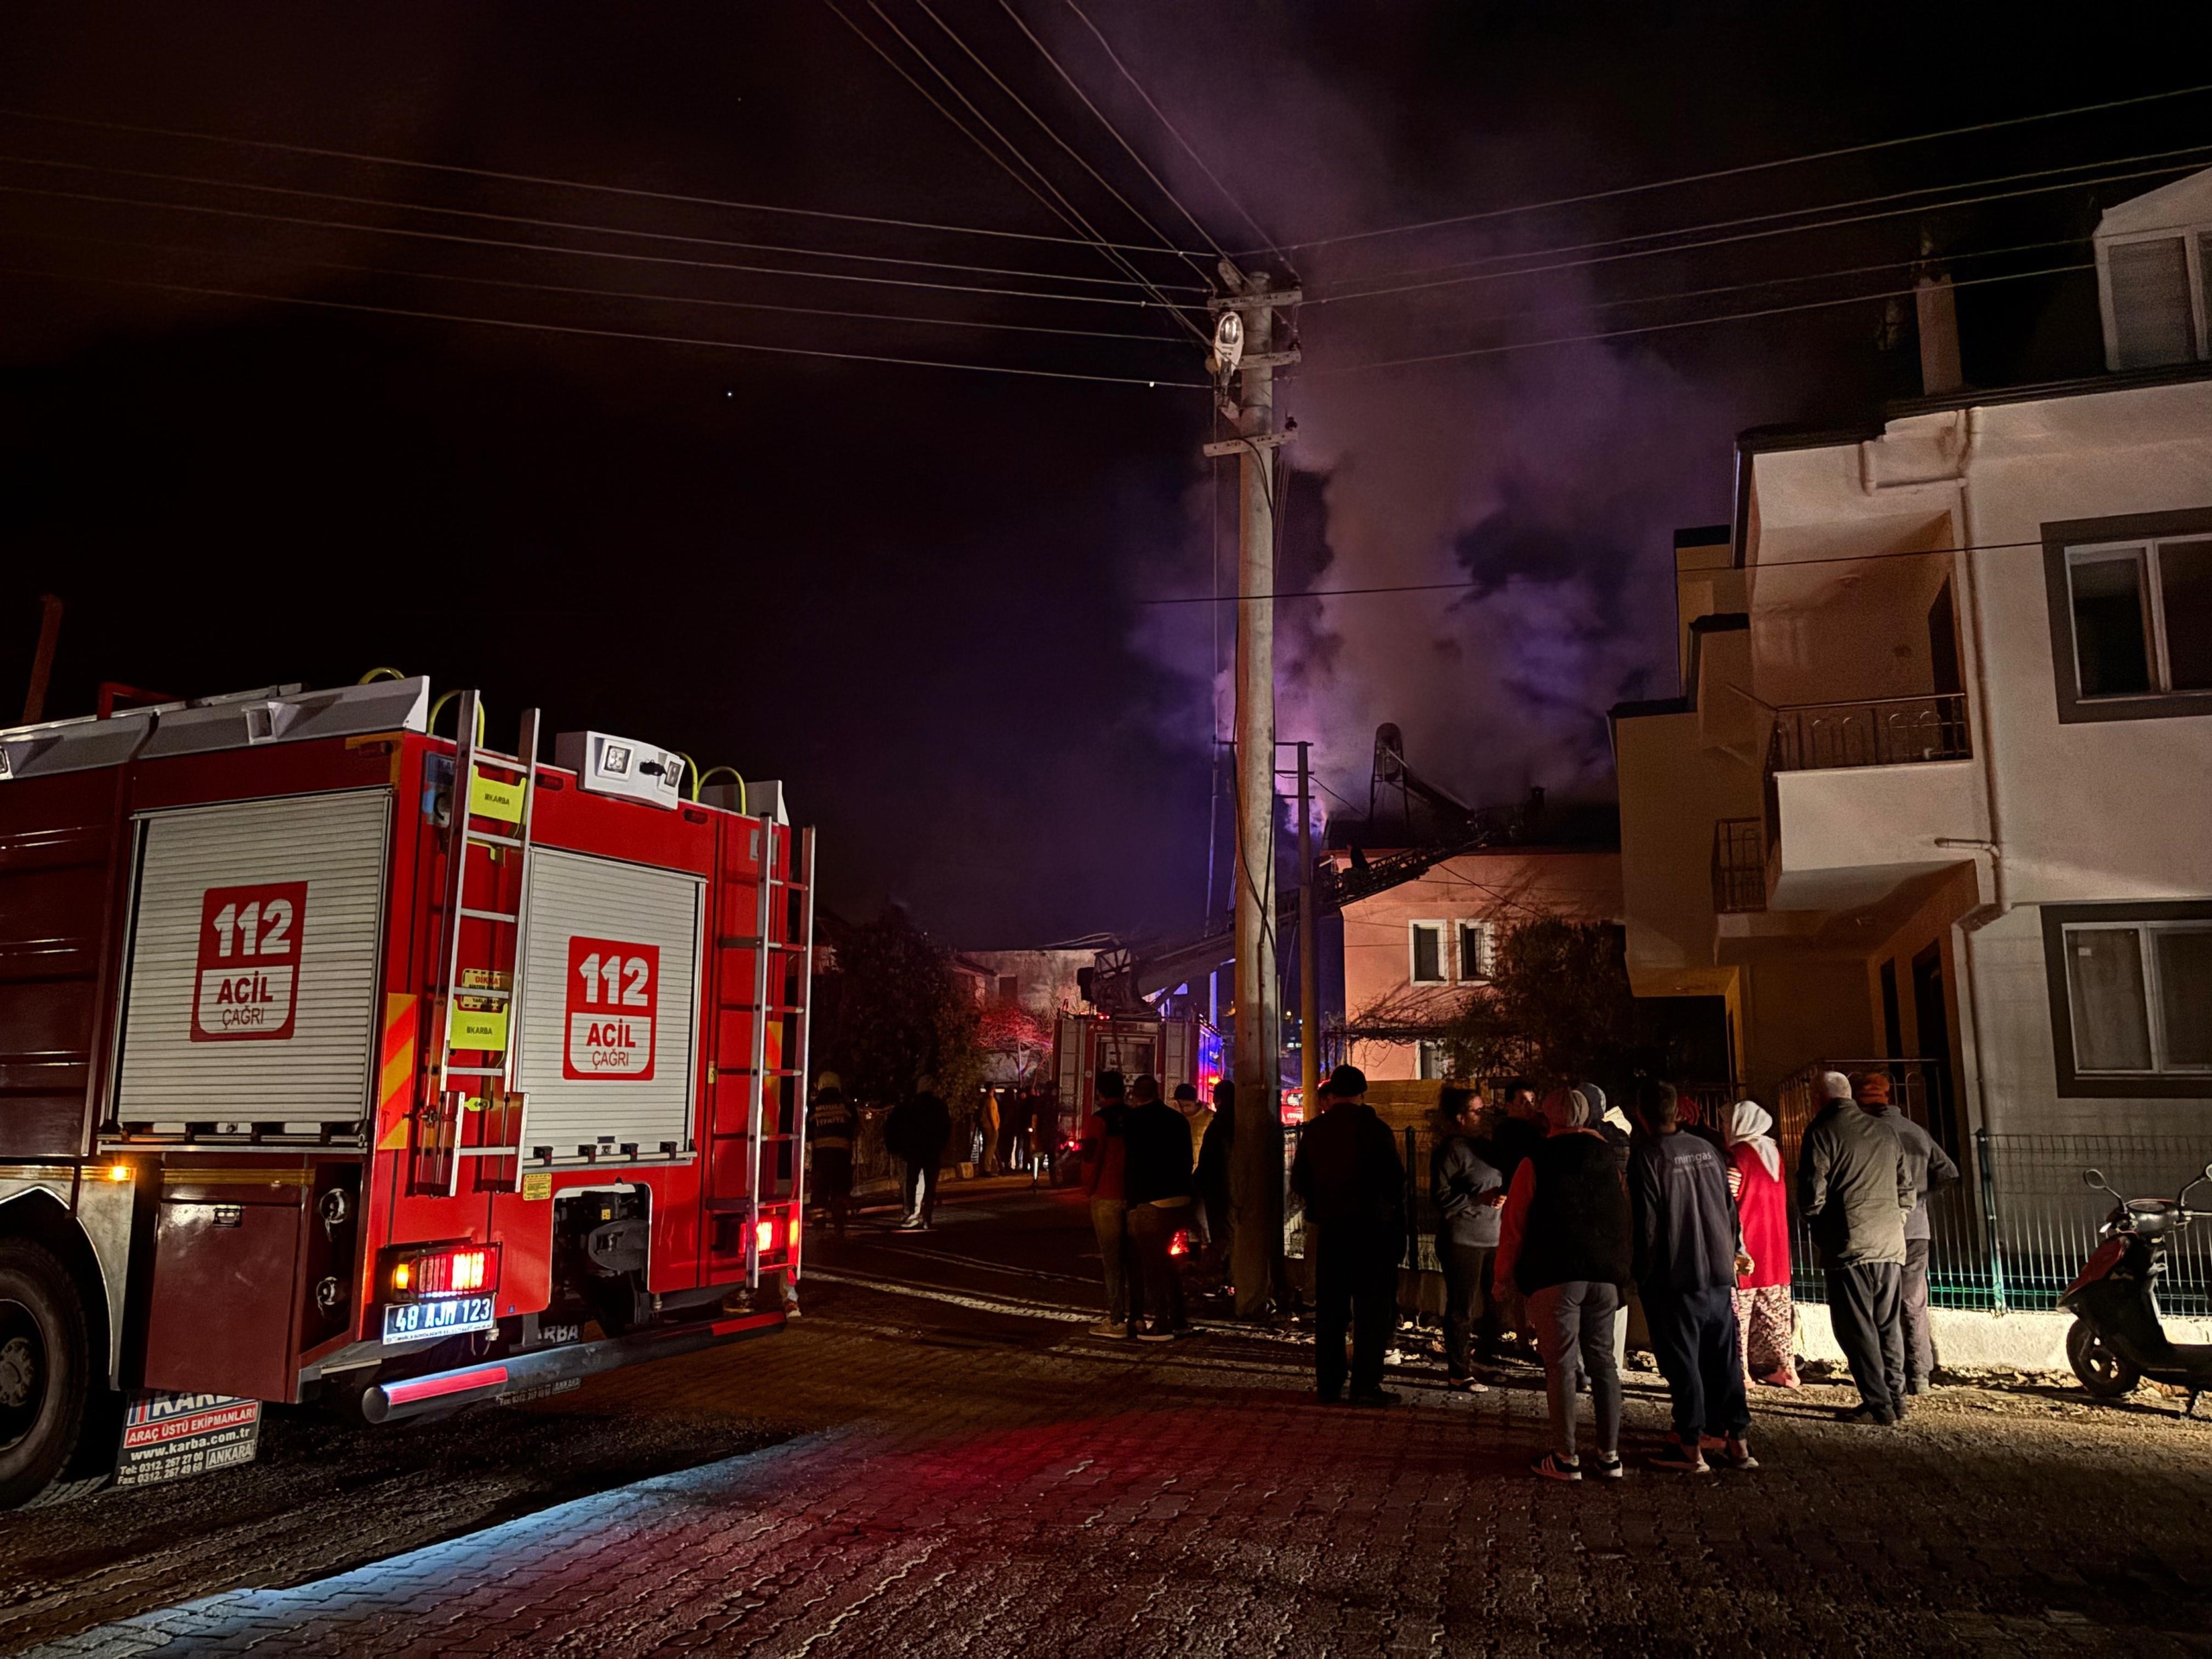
897, 1218, 925, 1230
1586, 1452, 1624, 1480
1089, 1320, 1132, 1338
1531, 1452, 1581, 1482
1446, 1375, 1490, 1393
1136, 1325, 1175, 1344
1906, 1377, 1930, 1395
1722, 1434, 1759, 1471
1835, 1403, 1897, 1426
1348, 1389, 1401, 1407
1650, 1439, 1710, 1473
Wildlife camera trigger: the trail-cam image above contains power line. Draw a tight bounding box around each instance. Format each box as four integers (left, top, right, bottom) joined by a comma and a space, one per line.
0, 179, 1207, 313
0, 263, 1212, 387
1139, 537, 2066, 607
1349, 232, 2088, 344
1058, 0, 1281, 262
898, 0, 1215, 335
1309, 144, 2212, 305
830, 0, 1205, 343
0, 150, 1206, 292
0, 224, 1183, 345
1314, 257, 2092, 375
0, 103, 1213, 258
1268, 79, 2212, 254
992, 0, 1228, 264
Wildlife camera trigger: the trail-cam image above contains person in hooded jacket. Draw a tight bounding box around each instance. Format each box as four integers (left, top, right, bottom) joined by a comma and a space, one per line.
1797, 1070, 1915, 1423
1497, 1088, 1630, 1481
1724, 1098, 1798, 1388
1429, 1085, 1503, 1392
1855, 1071, 1959, 1395
1630, 1080, 1755, 1473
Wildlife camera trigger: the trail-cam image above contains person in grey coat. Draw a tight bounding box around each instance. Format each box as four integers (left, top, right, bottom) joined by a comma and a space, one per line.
1430, 1085, 1503, 1391
1855, 1072, 1960, 1394
1796, 1070, 1916, 1423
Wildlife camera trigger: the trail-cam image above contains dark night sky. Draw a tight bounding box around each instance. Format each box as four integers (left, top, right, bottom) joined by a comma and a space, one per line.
3, 5, 2202, 944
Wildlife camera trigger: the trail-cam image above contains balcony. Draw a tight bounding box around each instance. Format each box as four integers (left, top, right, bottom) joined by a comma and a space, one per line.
1711, 817, 1765, 913
1759, 694, 1983, 914
1767, 693, 1971, 772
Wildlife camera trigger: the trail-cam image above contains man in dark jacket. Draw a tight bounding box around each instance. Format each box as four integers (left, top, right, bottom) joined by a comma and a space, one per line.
1429, 1086, 1503, 1391
886, 1077, 951, 1231
1122, 1074, 1196, 1341
1857, 1072, 1961, 1395
1798, 1070, 1916, 1422
1289, 1065, 1405, 1406
1630, 1080, 1754, 1472
1497, 1089, 1631, 1481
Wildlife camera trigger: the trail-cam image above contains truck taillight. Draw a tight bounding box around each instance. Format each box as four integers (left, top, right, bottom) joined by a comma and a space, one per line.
755, 1220, 773, 1253
385, 1243, 501, 1302
787, 1216, 802, 1249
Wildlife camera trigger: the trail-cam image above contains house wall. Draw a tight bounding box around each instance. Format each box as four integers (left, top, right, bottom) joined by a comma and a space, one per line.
1339, 849, 1622, 1081
1750, 378, 2212, 1139
960, 949, 1096, 1018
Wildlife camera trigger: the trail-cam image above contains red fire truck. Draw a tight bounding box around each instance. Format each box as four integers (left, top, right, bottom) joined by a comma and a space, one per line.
0, 677, 813, 1506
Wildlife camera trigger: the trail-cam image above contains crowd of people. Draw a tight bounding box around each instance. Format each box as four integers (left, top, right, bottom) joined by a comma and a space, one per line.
821, 1051, 1958, 1481
1075, 1058, 1958, 1483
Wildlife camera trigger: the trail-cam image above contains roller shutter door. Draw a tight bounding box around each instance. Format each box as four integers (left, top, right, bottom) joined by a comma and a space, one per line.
113, 790, 391, 1127
513, 846, 702, 1161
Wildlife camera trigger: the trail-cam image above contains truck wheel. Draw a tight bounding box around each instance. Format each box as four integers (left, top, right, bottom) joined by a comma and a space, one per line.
2067, 1319, 2141, 1399
0, 1239, 92, 1510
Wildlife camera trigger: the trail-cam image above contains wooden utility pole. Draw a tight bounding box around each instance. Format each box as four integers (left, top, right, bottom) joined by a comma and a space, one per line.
1205, 264, 1299, 1319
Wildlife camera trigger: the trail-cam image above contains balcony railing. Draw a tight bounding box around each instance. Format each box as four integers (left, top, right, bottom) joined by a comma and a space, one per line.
1711, 817, 1766, 913
1766, 692, 1971, 773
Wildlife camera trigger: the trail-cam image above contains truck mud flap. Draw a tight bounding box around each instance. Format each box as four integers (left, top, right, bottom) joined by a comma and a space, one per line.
361, 1309, 785, 1424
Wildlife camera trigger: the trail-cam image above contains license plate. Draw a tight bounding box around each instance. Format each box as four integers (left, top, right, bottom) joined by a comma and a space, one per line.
382, 1295, 497, 1344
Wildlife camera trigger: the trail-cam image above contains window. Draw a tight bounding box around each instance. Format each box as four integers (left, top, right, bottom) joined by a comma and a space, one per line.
2044, 512, 2212, 722
2107, 236, 2198, 367
1416, 1040, 1447, 1081
996, 975, 1019, 1001
1408, 922, 1445, 985
1458, 920, 1496, 982
2043, 902, 2212, 1096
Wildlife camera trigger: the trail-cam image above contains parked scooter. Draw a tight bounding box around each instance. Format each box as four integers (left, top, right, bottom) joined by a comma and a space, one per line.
2060, 1162, 2212, 1409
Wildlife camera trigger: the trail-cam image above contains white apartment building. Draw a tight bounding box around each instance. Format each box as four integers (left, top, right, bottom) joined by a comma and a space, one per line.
1614, 169, 2212, 1168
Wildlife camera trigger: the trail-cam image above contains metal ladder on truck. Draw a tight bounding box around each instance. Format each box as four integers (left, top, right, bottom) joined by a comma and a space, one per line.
414, 691, 541, 1196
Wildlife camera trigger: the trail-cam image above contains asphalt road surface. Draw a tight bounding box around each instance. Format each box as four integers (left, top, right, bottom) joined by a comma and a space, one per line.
10, 1179, 2212, 1656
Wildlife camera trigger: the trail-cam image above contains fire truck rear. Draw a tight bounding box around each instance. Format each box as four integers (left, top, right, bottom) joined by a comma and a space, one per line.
0, 677, 812, 1506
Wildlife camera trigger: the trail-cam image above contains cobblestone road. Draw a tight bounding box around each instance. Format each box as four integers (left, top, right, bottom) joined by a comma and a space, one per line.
16, 1183, 2212, 1656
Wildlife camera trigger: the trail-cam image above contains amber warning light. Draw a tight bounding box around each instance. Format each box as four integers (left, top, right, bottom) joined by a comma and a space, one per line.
385, 1243, 501, 1302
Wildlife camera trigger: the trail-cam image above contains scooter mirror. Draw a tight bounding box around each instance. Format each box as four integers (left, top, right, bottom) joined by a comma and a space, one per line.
2082, 1167, 2108, 1191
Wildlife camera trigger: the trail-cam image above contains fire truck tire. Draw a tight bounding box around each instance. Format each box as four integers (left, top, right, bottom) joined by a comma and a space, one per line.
0, 1238, 94, 1510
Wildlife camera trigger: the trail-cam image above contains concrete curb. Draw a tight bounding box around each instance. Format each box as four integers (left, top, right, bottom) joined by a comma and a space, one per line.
1790, 1299, 2212, 1371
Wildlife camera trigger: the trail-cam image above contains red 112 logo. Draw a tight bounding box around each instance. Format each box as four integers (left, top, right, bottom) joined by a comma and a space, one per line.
191, 881, 308, 1041
563, 936, 659, 1080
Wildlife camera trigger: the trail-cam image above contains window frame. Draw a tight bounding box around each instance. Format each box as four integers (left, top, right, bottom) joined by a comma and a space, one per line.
2042, 899, 2212, 1096
1408, 919, 1448, 986
2044, 509, 2212, 723
1457, 918, 1496, 983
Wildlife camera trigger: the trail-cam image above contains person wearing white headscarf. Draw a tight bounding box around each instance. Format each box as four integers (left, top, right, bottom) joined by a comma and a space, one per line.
1725, 1100, 1797, 1388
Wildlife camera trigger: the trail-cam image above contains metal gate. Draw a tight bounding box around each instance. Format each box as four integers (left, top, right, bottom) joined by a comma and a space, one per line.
512, 846, 702, 1163
112, 789, 392, 1130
